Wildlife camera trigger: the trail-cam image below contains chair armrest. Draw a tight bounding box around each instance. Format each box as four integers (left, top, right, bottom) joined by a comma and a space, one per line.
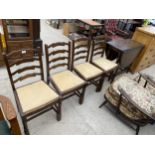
0, 95, 21, 135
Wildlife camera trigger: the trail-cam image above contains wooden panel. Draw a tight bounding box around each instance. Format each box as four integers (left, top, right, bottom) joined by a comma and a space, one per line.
130, 28, 155, 73
7, 40, 33, 52
0, 34, 4, 65
6, 40, 34, 58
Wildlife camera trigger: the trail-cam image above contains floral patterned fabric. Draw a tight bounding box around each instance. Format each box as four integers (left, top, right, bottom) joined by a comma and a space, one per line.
105, 90, 147, 120
112, 76, 155, 119
105, 19, 118, 34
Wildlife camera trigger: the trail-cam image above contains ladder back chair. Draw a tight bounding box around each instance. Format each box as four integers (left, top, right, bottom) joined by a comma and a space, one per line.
71, 37, 104, 92
3, 47, 61, 134
45, 42, 86, 104
91, 35, 118, 83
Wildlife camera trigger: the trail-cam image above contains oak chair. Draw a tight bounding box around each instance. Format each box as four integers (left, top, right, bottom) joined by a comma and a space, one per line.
3, 47, 61, 134
71, 38, 104, 92
0, 95, 21, 135
90, 35, 118, 83
45, 42, 86, 104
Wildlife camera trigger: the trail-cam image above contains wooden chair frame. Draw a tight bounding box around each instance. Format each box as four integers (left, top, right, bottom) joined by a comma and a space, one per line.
138, 73, 155, 88
45, 42, 87, 104
90, 36, 118, 83
71, 38, 105, 92
3, 47, 61, 134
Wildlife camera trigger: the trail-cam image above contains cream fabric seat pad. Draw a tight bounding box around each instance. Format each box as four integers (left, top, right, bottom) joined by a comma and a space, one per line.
74, 62, 103, 80
16, 80, 59, 115
51, 70, 85, 93
93, 58, 118, 72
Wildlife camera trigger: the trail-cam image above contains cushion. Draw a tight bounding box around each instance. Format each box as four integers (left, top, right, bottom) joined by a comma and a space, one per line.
93, 58, 118, 72
0, 120, 11, 135
74, 62, 103, 80
16, 81, 59, 115
51, 70, 85, 94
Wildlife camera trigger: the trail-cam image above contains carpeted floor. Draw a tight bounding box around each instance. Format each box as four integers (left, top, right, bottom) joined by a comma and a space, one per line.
0, 19, 155, 135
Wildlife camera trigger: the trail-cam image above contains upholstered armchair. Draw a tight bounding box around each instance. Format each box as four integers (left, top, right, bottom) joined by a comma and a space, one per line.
105, 19, 132, 40
99, 76, 155, 134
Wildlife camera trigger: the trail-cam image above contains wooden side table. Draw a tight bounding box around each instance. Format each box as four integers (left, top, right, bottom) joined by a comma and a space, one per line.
76, 19, 104, 39
106, 38, 144, 72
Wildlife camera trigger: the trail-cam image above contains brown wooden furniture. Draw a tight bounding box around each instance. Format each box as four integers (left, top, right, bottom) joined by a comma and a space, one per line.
3, 47, 61, 134
76, 19, 104, 39
131, 26, 155, 73
71, 38, 104, 91
2, 19, 42, 54
0, 95, 21, 135
91, 35, 118, 82
0, 33, 3, 65
45, 42, 87, 104
78, 19, 102, 26
106, 38, 144, 72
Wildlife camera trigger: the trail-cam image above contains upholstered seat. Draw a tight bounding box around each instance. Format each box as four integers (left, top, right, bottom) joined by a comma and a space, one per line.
74, 62, 103, 80
0, 120, 11, 135
108, 76, 155, 119
16, 80, 59, 115
51, 70, 85, 94
104, 76, 149, 120
117, 77, 155, 119
93, 58, 118, 72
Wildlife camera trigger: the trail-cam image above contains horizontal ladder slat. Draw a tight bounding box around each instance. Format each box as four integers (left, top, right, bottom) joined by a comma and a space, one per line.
13, 73, 41, 83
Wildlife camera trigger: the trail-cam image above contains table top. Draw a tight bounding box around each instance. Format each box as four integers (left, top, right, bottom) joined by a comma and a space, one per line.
78, 19, 102, 26
137, 26, 155, 36
107, 38, 144, 52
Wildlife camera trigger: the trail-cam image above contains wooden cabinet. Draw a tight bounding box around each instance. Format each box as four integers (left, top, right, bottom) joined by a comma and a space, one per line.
2, 19, 42, 54
0, 34, 3, 65
130, 26, 155, 73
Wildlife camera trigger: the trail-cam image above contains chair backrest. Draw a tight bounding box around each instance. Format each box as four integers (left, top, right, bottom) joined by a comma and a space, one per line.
71, 38, 90, 69
105, 19, 118, 33
90, 35, 107, 61
3, 47, 44, 91
45, 42, 71, 78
